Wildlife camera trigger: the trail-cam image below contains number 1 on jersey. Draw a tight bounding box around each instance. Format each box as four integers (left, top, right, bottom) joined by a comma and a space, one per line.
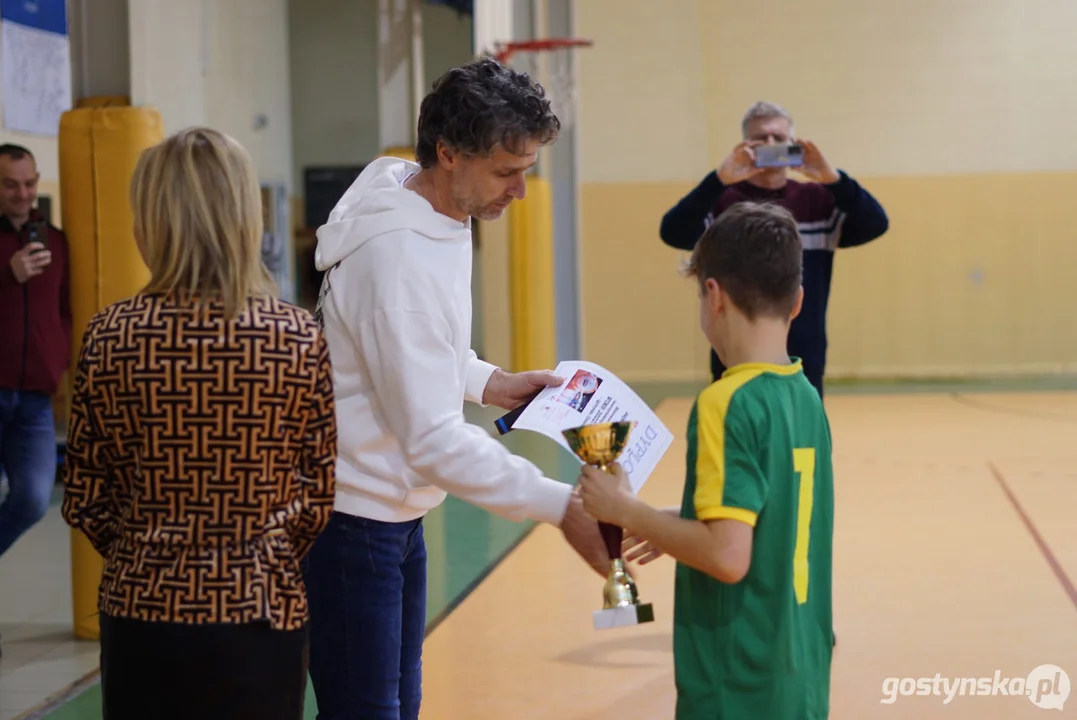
793, 447, 815, 605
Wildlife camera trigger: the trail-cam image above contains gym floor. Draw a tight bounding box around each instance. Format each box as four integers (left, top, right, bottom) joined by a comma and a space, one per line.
2, 379, 1076, 719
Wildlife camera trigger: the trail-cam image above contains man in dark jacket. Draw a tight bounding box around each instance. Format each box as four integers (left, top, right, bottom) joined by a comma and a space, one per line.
660, 101, 889, 397
0, 143, 71, 558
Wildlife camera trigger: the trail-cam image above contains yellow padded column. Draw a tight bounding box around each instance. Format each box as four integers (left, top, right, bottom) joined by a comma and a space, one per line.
59, 102, 163, 640
381, 145, 416, 161
75, 95, 131, 108
508, 176, 556, 373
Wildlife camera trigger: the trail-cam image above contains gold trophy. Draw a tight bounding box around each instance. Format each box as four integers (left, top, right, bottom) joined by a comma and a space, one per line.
563, 421, 655, 630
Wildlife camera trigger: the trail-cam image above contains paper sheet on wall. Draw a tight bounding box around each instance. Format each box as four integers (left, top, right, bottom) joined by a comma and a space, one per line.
1, 0, 72, 137
496, 360, 674, 494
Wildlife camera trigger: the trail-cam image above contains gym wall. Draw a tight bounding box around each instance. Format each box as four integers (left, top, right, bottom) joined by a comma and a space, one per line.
0, 0, 295, 231
287, 0, 475, 214
22, 0, 293, 431
574, 0, 1077, 383
129, 0, 294, 190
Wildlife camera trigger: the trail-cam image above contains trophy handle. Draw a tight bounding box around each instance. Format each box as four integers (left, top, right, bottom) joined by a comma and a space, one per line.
598, 521, 623, 560
594, 461, 625, 559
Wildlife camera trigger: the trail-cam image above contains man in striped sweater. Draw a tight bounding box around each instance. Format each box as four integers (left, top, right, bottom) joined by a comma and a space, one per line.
659, 101, 889, 396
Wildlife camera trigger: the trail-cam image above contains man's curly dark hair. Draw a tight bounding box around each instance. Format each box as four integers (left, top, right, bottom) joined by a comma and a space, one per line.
415, 57, 561, 168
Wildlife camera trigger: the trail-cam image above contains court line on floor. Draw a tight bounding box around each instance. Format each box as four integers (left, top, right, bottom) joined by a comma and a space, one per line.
14, 668, 100, 720
950, 393, 1077, 424
424, 522, 537, 638
989, 462, 1077, 611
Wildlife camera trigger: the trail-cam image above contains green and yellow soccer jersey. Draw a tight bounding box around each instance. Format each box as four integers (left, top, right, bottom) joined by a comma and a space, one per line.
673, 359, 835, 720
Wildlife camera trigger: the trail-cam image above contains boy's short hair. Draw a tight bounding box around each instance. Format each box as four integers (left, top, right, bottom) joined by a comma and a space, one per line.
684, 202, 803, 320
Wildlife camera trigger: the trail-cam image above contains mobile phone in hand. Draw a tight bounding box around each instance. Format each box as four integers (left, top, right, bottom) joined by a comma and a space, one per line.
25, 222, 48, 253
754, 142, 804, 169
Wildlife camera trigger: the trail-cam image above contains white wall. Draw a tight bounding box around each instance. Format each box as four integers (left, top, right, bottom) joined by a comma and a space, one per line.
287, 0, 380, 193
0, 0, 293, 195
128, 0, 293, 189
287, 0, 474, 194
205, 1, 293, 188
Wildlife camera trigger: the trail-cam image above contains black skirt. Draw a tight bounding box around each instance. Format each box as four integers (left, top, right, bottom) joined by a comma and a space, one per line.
99, 613, 309, 720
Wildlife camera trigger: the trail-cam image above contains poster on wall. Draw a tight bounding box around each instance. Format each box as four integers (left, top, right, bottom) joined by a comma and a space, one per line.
0, 0, 72, 137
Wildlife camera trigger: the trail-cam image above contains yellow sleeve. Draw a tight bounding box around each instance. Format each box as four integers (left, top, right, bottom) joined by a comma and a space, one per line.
693, 377, 765, 527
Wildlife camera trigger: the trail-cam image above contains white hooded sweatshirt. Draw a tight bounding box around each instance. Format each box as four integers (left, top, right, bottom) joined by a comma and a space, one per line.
313, 156, 572, 526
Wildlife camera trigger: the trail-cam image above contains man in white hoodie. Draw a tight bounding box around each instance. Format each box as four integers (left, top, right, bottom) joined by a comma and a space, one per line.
304, 57, 608, 720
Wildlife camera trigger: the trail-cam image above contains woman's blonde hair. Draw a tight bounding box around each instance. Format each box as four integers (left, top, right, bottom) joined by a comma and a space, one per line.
130, 127, 276, 318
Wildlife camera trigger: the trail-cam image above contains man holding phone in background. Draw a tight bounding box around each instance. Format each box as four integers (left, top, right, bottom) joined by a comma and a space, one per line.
659, 101, 890, 396
0, 143, 72, 568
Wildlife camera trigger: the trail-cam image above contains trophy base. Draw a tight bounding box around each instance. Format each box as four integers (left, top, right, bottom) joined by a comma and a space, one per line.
592, 603, 655, 631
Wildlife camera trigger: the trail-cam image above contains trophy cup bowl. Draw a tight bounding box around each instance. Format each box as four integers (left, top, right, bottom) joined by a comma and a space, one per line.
563, 421, 655, 630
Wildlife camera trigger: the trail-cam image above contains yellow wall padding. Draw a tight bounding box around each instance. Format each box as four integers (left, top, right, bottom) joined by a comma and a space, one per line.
508, 176, 556, 373
76, 95, 132, 108
381, 145, 416, 161
59, 105, 164, 641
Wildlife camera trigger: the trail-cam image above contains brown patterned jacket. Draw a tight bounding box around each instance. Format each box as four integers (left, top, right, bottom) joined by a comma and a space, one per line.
62, 292, 337, 631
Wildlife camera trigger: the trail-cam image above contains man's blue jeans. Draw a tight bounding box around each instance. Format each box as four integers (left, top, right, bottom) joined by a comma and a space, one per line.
304, 511, 427, 720
0, 390, 57, 558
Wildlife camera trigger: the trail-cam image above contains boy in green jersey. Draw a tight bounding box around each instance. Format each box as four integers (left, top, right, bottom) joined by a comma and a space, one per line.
579, 201, 834, 719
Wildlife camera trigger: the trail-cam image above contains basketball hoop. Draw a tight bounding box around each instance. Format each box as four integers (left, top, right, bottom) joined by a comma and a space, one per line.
492, 38, 593, 130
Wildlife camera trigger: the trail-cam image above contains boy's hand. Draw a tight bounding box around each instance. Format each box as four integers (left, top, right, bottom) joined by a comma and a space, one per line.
623, 534, 662, 564
622, 508, 679, 564
578, 462, 637, 526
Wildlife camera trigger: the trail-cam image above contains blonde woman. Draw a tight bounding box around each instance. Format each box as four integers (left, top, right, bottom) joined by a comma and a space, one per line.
61, 127, 337, 720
